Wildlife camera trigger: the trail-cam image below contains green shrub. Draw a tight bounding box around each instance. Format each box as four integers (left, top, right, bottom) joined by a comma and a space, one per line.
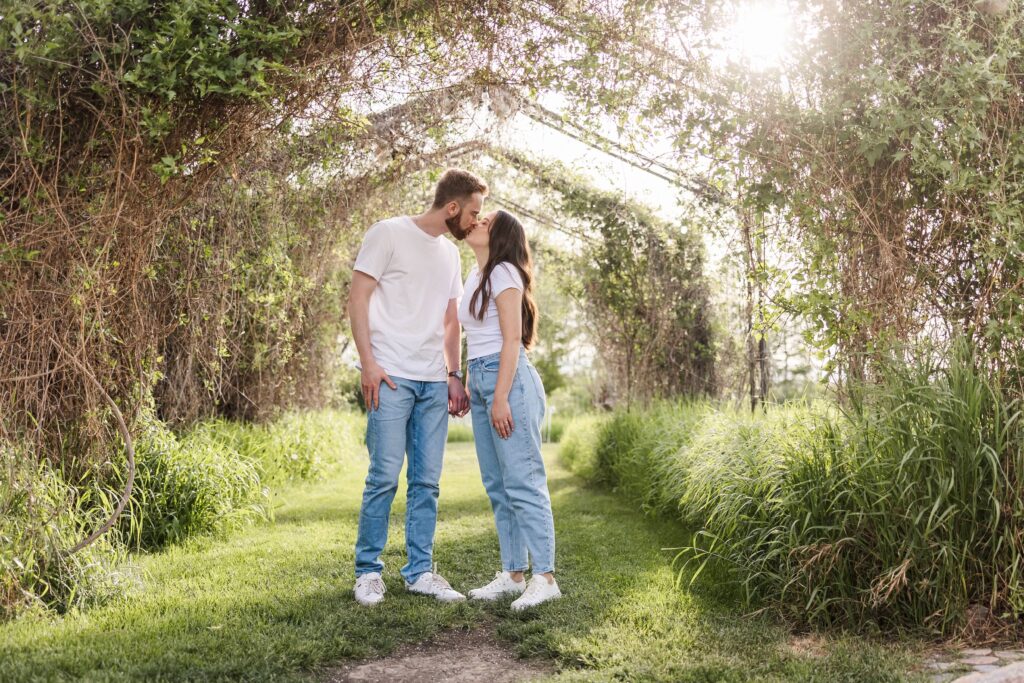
545, 416, 569, 443
193, 410, 365, 486
447, 416, 568, 444
119, 417, 267, 550
558, 414, 611, 481
1, 442, 127, 619
565, 344, 1024, 634
3, 409, 365, 620
679, 346, 1024, 633
447, 422, 475, 443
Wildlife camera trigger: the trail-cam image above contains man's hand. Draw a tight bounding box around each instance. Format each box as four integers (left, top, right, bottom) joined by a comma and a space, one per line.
448, 377, 469, 417
362, 363, 396, 411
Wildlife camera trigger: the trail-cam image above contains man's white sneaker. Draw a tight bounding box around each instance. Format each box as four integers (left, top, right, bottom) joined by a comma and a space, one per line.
354, 572, 386, 606
510, 575, 562, 611
468, 571, 527, 601
405, 571, 466, 602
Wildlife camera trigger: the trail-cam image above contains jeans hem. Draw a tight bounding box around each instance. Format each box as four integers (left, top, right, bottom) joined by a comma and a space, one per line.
402, 569, 430, 585
355, 568, 384, 578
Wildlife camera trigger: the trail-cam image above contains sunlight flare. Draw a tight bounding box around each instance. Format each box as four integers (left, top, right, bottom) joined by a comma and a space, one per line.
725, 2, 793, 70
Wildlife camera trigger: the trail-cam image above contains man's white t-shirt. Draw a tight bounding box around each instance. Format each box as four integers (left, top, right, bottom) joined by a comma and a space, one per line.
353, 216, 463, 381
458, 262, 525, 359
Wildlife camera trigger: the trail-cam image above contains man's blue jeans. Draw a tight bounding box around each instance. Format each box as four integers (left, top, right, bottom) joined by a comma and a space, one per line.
468, 349, 555, 575
354, 377, 448, 584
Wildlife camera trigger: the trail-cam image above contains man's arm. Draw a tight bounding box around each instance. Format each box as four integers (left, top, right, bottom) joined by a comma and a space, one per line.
444, 298, 469, 417
347, 271, 395, 410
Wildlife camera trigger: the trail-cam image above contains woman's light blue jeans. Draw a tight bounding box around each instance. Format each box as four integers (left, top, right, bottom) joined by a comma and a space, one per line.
468, 349, 555, 575
354, 377, 448, 584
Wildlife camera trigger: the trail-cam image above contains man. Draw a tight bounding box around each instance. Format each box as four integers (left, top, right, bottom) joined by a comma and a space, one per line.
347, 168, 486, 606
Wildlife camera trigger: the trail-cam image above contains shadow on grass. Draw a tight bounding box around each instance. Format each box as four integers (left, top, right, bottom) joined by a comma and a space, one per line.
0, 522, 507, 683
0, 446, 915, 683
494, 457, 917, 683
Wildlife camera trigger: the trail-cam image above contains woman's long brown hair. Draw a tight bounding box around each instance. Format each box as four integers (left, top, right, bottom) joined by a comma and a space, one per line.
468, 210, 538, 349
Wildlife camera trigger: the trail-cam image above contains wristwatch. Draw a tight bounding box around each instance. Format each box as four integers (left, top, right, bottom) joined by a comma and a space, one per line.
447, 369, 464, 380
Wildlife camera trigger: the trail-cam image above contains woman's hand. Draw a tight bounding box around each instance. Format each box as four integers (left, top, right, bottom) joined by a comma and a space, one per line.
491, 396, 514, 439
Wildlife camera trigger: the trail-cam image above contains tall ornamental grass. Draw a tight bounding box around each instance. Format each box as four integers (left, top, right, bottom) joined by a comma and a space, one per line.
559, 345, 1023, 634
558, 414, 611, 482
190, 410, 365, 487
120, 409, 365, 549
3, 409, 364, 619
117, 416, 268, 550
1, 442, 127, 619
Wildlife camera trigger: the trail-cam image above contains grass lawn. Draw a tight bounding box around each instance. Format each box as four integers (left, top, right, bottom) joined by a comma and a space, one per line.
0, 442, 925, 682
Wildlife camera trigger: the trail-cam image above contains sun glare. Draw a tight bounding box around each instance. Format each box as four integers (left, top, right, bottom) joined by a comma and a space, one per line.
725, 2, 793, 71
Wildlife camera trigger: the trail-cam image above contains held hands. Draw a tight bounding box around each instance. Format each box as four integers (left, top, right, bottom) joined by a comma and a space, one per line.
491, 396, 514, 439
361, 363, 396, 410
448, 378, 469, 417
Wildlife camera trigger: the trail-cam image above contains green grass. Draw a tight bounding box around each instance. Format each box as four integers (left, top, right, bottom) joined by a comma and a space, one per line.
0, 442, 924, 682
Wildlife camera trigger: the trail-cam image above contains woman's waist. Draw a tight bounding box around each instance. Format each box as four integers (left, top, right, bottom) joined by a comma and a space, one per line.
467, 346, 528, 369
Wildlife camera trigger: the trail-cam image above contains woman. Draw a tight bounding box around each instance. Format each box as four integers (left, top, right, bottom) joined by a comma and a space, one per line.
459, 209, 561, 610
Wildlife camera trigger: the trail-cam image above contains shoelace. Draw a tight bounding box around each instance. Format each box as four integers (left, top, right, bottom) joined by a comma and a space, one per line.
484, 572, 509, 590
360, 576, 385, 594
522, 578, 546, 600
427, 573, 453, 591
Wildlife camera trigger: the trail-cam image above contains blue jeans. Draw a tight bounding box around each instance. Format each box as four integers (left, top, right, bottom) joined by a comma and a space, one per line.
468, 349, 555, 575
354, 377, 448, 584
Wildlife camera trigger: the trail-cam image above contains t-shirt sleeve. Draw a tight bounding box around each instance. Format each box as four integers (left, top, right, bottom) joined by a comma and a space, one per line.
449, 247, 464, 300
352, 223, 392, 280
490, 262, 524, 296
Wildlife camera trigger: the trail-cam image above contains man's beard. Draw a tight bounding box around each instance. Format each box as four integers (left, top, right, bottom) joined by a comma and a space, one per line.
447, 210, 469, 240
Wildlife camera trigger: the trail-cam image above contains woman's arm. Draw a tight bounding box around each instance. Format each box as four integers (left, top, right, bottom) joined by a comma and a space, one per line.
490, 288, 523, 439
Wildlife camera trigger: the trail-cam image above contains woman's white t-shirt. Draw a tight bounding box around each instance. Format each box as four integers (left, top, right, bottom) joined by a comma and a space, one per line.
458, 262, 524, 359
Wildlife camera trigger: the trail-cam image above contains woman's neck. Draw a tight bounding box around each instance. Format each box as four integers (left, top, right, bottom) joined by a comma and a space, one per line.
471, 245, 489, 271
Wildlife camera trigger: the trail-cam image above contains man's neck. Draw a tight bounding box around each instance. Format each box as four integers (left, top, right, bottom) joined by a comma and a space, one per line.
410, 209, 448, 238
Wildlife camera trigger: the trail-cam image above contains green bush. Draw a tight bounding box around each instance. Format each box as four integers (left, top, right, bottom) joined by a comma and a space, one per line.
446, 416, 568, 444
560, 344, 1024, 634
447, 422, 475, 443
545, 416, 569, 443
193, 410, 365, 486
1, 442, 127, 619
119, 417, 267, 550
121, 409, 365, 549
558, 414, 611, 481
2, 409, 365, 620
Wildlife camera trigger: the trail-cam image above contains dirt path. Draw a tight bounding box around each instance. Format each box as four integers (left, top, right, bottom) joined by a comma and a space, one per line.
320, 623, 555, 683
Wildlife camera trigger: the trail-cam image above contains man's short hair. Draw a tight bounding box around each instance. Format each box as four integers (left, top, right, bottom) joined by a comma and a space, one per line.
432, 168, 488, 209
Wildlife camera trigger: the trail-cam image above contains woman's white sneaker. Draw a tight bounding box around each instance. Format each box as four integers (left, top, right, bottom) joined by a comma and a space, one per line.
405, 571, 466, 602
468, 571, 527, 601
354, 572, 386, 606
510, 575, 562, 611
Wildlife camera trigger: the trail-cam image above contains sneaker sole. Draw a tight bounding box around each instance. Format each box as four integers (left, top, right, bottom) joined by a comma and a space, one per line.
469, 590, 526, 601
354, 597, 384, 606
511, 593, 562, 611
406, 590, 467, 602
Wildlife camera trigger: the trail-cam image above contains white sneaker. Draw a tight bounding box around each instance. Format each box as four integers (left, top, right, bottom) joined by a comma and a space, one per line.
510, 575, 562, 611
468, 571, 527, 601
405, 571, 466, 602
354, 572, 386, 606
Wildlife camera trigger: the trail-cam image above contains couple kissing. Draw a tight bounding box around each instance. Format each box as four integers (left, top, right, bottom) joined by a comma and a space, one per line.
346, 168, 560, 611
